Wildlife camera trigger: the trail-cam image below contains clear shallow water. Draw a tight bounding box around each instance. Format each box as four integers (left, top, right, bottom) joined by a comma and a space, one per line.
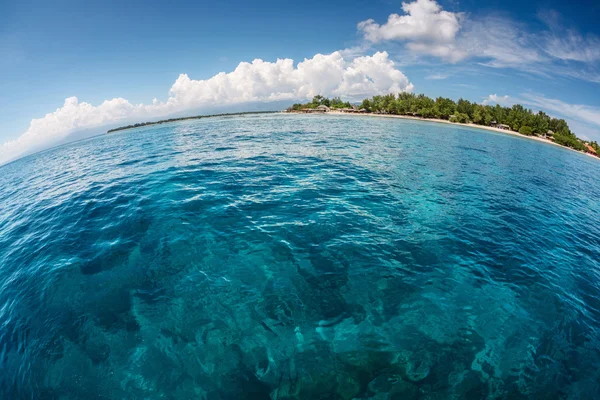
1, 113, 600, 399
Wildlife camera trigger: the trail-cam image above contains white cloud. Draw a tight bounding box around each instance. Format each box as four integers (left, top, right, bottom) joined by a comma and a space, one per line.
539, 10, 600, 64
0, 51, 413, 164
406, 42, 468, 63
358, 1, 543, 66
0, 97, 174, 165
357, 0, 600, 81
459, 17, 547, 68
425, 73, 449, 80
167, 51, 413, 106
482, 94, 512, 106
358, 0, 462, 44
543, 31, 600, 63
358, 0, 465, 62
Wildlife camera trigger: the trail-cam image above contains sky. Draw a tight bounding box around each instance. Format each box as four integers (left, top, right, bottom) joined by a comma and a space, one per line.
1, 0, 599, 164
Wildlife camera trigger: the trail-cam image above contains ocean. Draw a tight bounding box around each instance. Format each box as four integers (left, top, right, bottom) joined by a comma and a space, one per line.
1, 113, 600, 399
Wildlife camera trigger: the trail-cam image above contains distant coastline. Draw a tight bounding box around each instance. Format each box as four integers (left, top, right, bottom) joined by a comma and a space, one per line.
286, 94, 600, 159
104, 104, 598, 161
106, 111, 278, 134
324, 110, 599, 158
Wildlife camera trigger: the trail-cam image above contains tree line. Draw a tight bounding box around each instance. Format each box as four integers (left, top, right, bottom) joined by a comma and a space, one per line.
289, 93, 598, 154
288, 95, 352, 111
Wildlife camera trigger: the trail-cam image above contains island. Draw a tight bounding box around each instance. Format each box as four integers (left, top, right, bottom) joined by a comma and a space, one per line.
287, 94, 600, 157
105, 95, 598, 158
107, 111, 278, 134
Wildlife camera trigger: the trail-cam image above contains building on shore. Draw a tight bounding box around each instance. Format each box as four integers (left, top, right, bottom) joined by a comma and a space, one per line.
295, 106, 328, 113
336, 106, 367, 113
586, 144, 597, 156
489, 121, 511, 130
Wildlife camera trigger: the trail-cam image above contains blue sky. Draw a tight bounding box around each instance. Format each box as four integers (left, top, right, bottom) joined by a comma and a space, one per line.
1, 0, 599, 163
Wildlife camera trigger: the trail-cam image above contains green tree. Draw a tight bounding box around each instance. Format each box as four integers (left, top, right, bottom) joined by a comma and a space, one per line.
532, 111, 549, 135
457, 99, 474, 119
450, 113, 470, 123
472, 105, 485, 124
311, 95, 325, 106
553, 132, 585, 151
419, 107, 435, 118
290, 92, 588, 154
434, 97, 456, 119
482, 106, 494, 126
361, 99, 372, 112
549, 118, 570, 135
519, 126, 533, 136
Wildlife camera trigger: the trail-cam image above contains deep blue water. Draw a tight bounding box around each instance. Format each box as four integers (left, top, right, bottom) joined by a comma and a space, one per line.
1, 113, 600, 399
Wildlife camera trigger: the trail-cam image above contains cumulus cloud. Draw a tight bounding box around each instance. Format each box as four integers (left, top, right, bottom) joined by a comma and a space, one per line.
482, 94, 512, 106
358, 0, 462, 44
358, 0, 467, 63
357, 0, 600, 79
357, 1, 543, 66
168, 51, 413, 106
1, 51, 413, 164
0, 98, 174, 165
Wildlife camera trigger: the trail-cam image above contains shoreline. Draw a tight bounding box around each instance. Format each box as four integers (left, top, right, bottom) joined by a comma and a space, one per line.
106, 111, 278, 134
323, 111, 598, 160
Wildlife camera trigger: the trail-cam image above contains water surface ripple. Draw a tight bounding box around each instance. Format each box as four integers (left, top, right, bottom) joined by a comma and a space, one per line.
1, 114, 600, 399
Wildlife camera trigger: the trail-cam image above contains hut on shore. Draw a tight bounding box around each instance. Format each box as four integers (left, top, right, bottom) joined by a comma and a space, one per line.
586, 144, 597, 156
490, 121, 510, 130
299, 106, 328, 113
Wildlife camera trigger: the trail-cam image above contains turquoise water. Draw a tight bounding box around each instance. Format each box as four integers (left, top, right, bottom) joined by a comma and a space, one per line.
1, 113, 600, 399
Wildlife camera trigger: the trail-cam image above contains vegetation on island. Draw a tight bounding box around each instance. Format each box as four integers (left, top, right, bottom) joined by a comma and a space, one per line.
107, 111, 277, 134
108, 96, 598, 157
288, 95, 353, 111
289, 93, 599, 155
